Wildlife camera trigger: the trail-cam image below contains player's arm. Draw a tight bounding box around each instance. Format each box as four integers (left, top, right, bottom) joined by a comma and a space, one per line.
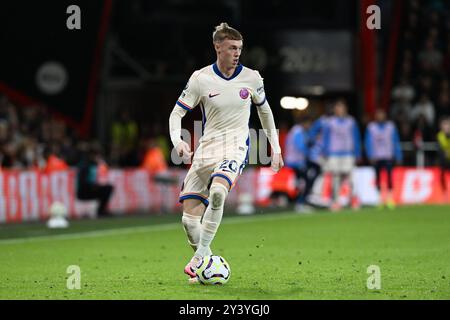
169, 106, 192, 159
257, 102, 284, 172
169, 73, 201, 160
296, 131, 309, 164
251, 72, 283, 172
393, 126, 402, 164
322, 124, 331, 158
364, 127, 374, 162
309, 118, 322, 141
352, 121, 362, 160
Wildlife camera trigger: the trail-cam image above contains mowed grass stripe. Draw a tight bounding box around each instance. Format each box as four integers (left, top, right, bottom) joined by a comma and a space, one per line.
0, 211, 311, 245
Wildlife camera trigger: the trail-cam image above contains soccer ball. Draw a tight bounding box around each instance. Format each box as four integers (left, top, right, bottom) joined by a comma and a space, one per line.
195, 255, 231, 285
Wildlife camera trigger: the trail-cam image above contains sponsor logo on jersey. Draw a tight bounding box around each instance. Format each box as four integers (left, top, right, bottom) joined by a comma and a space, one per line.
208, 93, 220, 98
257, 86, 264, 94
239, 88, 249, 99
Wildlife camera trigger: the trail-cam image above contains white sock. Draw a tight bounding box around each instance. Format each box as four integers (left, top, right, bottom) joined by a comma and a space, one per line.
182, 212, 201, 251
332, 174, 341, 203
195, 183, 228, 257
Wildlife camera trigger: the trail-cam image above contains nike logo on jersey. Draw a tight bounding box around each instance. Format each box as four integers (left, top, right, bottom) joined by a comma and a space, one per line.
208, 93, 220, 98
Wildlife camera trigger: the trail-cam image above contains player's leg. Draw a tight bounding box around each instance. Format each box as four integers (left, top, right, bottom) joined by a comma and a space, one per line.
304, 161, 321, 205
374, 161, 383, 207
327, 157, 342, 211
346, 171, 360, 210
385, 160, 396, 209
195, 176, 229, 257
343, 156, 359, 210
330, 173, 341, 211
295, 167, 313, 213
178, 161, 212, 282
195, 155, 245, 257
183, 178, 228, 284
179, 169, 209, 253
181, 199, 207, 282
182, 199, 206, 251
306, 161, 322, 195
302, 161, 322, 207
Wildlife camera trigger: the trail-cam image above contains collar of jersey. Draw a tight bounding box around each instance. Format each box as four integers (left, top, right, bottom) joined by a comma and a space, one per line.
212, 62, 243, 81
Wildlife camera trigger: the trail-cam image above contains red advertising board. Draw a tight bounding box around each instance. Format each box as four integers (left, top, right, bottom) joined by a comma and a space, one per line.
0, 167, 448, 224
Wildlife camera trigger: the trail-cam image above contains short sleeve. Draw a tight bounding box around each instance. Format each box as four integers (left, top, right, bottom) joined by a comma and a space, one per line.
251, 71, 267, 106
176, 72, 201, 112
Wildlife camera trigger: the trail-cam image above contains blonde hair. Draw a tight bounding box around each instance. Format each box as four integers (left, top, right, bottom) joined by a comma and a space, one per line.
212, 22, 243, 43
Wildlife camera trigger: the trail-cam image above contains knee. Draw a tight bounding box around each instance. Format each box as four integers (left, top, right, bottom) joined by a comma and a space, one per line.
182, 199, 205, 216
209, 183, 228, 210
182, 211, 201, 227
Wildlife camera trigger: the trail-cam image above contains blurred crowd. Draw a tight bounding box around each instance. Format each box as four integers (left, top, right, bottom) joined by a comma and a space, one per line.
391, 0, 450, 142
0, 94, 80, 170
0, 95, 170, 174
1, 0, 449, 172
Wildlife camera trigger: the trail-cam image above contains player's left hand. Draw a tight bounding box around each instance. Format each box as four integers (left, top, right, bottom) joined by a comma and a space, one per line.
271, 153, 284, 173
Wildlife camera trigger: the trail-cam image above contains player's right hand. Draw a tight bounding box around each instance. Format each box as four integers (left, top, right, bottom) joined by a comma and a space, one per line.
270, 153, 284, 173
176, 141, 193, 160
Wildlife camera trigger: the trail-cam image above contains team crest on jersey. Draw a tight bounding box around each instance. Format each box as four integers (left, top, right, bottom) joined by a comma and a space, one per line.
239, 88, 249, 99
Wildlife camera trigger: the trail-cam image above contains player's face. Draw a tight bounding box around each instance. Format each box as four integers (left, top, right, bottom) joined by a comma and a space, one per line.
375, 110, 386, 122
216, 39, 243, 69
303, 120, 312, 130
441, 120, 450, 133
334, 102, 347, 117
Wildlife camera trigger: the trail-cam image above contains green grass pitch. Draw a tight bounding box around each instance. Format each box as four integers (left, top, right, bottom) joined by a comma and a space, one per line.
0, 205, 449, 300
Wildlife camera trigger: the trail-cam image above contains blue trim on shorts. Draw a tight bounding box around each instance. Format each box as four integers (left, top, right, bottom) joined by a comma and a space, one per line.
210, 173, 233, 189
179, 194, 209, 207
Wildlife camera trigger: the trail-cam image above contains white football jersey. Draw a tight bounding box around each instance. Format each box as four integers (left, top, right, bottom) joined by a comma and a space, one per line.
176, 63, 266, 160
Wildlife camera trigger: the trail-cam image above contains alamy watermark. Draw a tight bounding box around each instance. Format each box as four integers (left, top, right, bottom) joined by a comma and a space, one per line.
171, 120, 277, 166
66, 5, 81, 30
366, 265, 381, 290
366, 5, 381, 30
66, 265, 81, 290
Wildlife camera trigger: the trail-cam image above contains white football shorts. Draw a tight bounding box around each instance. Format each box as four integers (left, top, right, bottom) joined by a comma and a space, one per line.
324, 156, 355, 174
179, 149, 248, 207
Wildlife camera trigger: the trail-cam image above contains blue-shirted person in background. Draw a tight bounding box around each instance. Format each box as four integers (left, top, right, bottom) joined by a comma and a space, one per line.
309, 113, 330, 145
365, 108, 402, 209
285, 115, 316, 213
306, 105, 333, 207
323, 99, 361, 211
